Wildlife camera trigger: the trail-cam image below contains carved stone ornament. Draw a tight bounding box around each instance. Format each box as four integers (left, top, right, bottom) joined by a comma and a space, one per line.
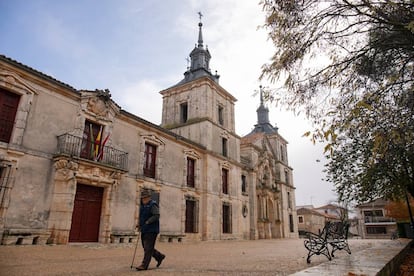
184, 149, 200, 160
54, 159, 78, 171
87, 96, 108, 116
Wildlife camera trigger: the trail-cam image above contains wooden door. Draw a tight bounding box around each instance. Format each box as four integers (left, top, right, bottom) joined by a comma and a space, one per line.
185, 200, 196, 233
69, 184, 103, 242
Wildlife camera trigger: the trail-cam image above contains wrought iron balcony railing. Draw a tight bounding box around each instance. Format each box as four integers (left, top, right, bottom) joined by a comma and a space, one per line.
56, 133, 128, 171
364, 216, 396, 223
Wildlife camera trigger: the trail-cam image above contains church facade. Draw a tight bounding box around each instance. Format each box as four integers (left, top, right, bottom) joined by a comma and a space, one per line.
0, 20, 298, 245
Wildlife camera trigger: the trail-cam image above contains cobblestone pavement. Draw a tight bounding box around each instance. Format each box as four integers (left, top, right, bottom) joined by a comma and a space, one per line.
0, 239, 401, 276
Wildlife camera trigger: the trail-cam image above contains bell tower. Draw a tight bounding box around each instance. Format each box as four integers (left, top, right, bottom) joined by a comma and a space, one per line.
160, 14, 239, 161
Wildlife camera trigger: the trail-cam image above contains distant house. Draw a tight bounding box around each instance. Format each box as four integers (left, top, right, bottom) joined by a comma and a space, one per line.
357, 198, 397, 239
297, 207, 337, 236
314, 204, 348, 220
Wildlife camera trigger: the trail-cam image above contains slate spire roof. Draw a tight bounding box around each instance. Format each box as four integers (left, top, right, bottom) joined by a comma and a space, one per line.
248, 85, 278, 135
175, 14, 220, 86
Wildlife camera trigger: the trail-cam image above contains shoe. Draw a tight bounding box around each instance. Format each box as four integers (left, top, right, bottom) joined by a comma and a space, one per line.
136, 265, 146, 271
156, 255, 165, 267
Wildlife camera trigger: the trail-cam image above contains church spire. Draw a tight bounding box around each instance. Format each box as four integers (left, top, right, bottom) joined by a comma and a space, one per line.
260, 84, 264, 106
257, 85, 269, 125
197, 12, 204, 48
248, 86, 278, 134
174, 12, 220, 86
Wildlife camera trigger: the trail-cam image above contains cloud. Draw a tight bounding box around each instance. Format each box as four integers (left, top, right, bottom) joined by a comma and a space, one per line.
114, 79, 164, 124
33, 12, 92, 61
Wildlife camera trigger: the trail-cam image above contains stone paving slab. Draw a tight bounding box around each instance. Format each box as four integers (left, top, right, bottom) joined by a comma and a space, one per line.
0, 238, 409, 276
291, 239, 412, 276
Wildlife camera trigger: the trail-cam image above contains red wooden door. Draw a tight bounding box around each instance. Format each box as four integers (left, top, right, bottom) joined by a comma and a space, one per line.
69, 184, 103, 242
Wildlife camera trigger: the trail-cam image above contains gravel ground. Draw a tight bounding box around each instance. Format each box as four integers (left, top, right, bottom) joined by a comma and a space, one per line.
0, 239, 403, 276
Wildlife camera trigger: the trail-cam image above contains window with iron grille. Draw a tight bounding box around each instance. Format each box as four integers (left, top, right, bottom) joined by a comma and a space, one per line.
185, 199, 198, 233
222, 203, 232, 233
222, 168, 228, 194
0, 88, 20, 143
0, 164, 12, 210
0, 166, 4, 207
144, 143, 157, 178
187, 157, 195, 188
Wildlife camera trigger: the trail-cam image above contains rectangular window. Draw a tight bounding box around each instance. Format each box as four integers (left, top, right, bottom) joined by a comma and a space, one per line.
180, 102, 188, 123
185, 199, 198, 233
0, 88, 20, 143
289, 214, 294, 232
364, 210, 384, 217
287, 192, 292, 209
366, 226, 387, 234
0, 164, 12, 210
187, 157, 195, 188
298, 216, 304, 223
218, 106, 224, 125
0, 166, 5, 207
222, 204, 232, 233
144, 143, 157, 178
222, 138, 228, 157
222, 168, 228, 194
81, 120, 103, 160
241, 175, 247, 194
285, 171, 289, 185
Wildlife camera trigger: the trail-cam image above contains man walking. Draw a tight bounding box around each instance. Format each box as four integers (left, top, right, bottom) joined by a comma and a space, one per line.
136, 189, 166, 271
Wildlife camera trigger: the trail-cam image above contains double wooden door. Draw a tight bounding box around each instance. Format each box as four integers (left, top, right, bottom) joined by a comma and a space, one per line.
69, 184, 103, 242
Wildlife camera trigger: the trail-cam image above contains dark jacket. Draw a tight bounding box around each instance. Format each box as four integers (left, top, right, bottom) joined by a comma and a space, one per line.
139, 200, 160, 233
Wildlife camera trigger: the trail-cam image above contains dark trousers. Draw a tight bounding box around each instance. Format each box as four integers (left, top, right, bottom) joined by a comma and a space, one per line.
140, 232, 164, 269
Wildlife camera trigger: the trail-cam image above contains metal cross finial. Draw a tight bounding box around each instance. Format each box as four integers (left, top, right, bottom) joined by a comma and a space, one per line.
198, 11, 203, 21
259, 85, 264, 105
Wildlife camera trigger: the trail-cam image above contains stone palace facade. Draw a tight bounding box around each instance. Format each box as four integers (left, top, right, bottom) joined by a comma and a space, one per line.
0, 20, 298, 245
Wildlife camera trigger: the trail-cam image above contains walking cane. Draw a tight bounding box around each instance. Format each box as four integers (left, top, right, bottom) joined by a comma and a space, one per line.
130, 229, 140, 269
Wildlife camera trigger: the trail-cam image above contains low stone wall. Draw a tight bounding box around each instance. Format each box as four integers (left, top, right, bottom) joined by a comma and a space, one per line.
159, 232, 185, 243
109, 232, 137, 244
1, 229, 50, 245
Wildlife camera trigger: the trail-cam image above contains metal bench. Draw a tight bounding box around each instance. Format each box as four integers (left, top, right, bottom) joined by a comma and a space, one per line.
327, 221, 351, 258
304, 221, 351, 263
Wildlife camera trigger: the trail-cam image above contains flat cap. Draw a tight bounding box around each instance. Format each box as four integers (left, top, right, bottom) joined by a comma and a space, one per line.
141, 189, 152, 199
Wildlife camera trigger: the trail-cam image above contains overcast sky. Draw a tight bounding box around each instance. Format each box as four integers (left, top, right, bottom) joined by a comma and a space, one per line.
0, 0, 338, 207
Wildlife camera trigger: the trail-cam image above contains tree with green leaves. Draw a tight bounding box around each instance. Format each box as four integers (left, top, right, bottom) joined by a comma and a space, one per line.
260, 0, 414, 203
